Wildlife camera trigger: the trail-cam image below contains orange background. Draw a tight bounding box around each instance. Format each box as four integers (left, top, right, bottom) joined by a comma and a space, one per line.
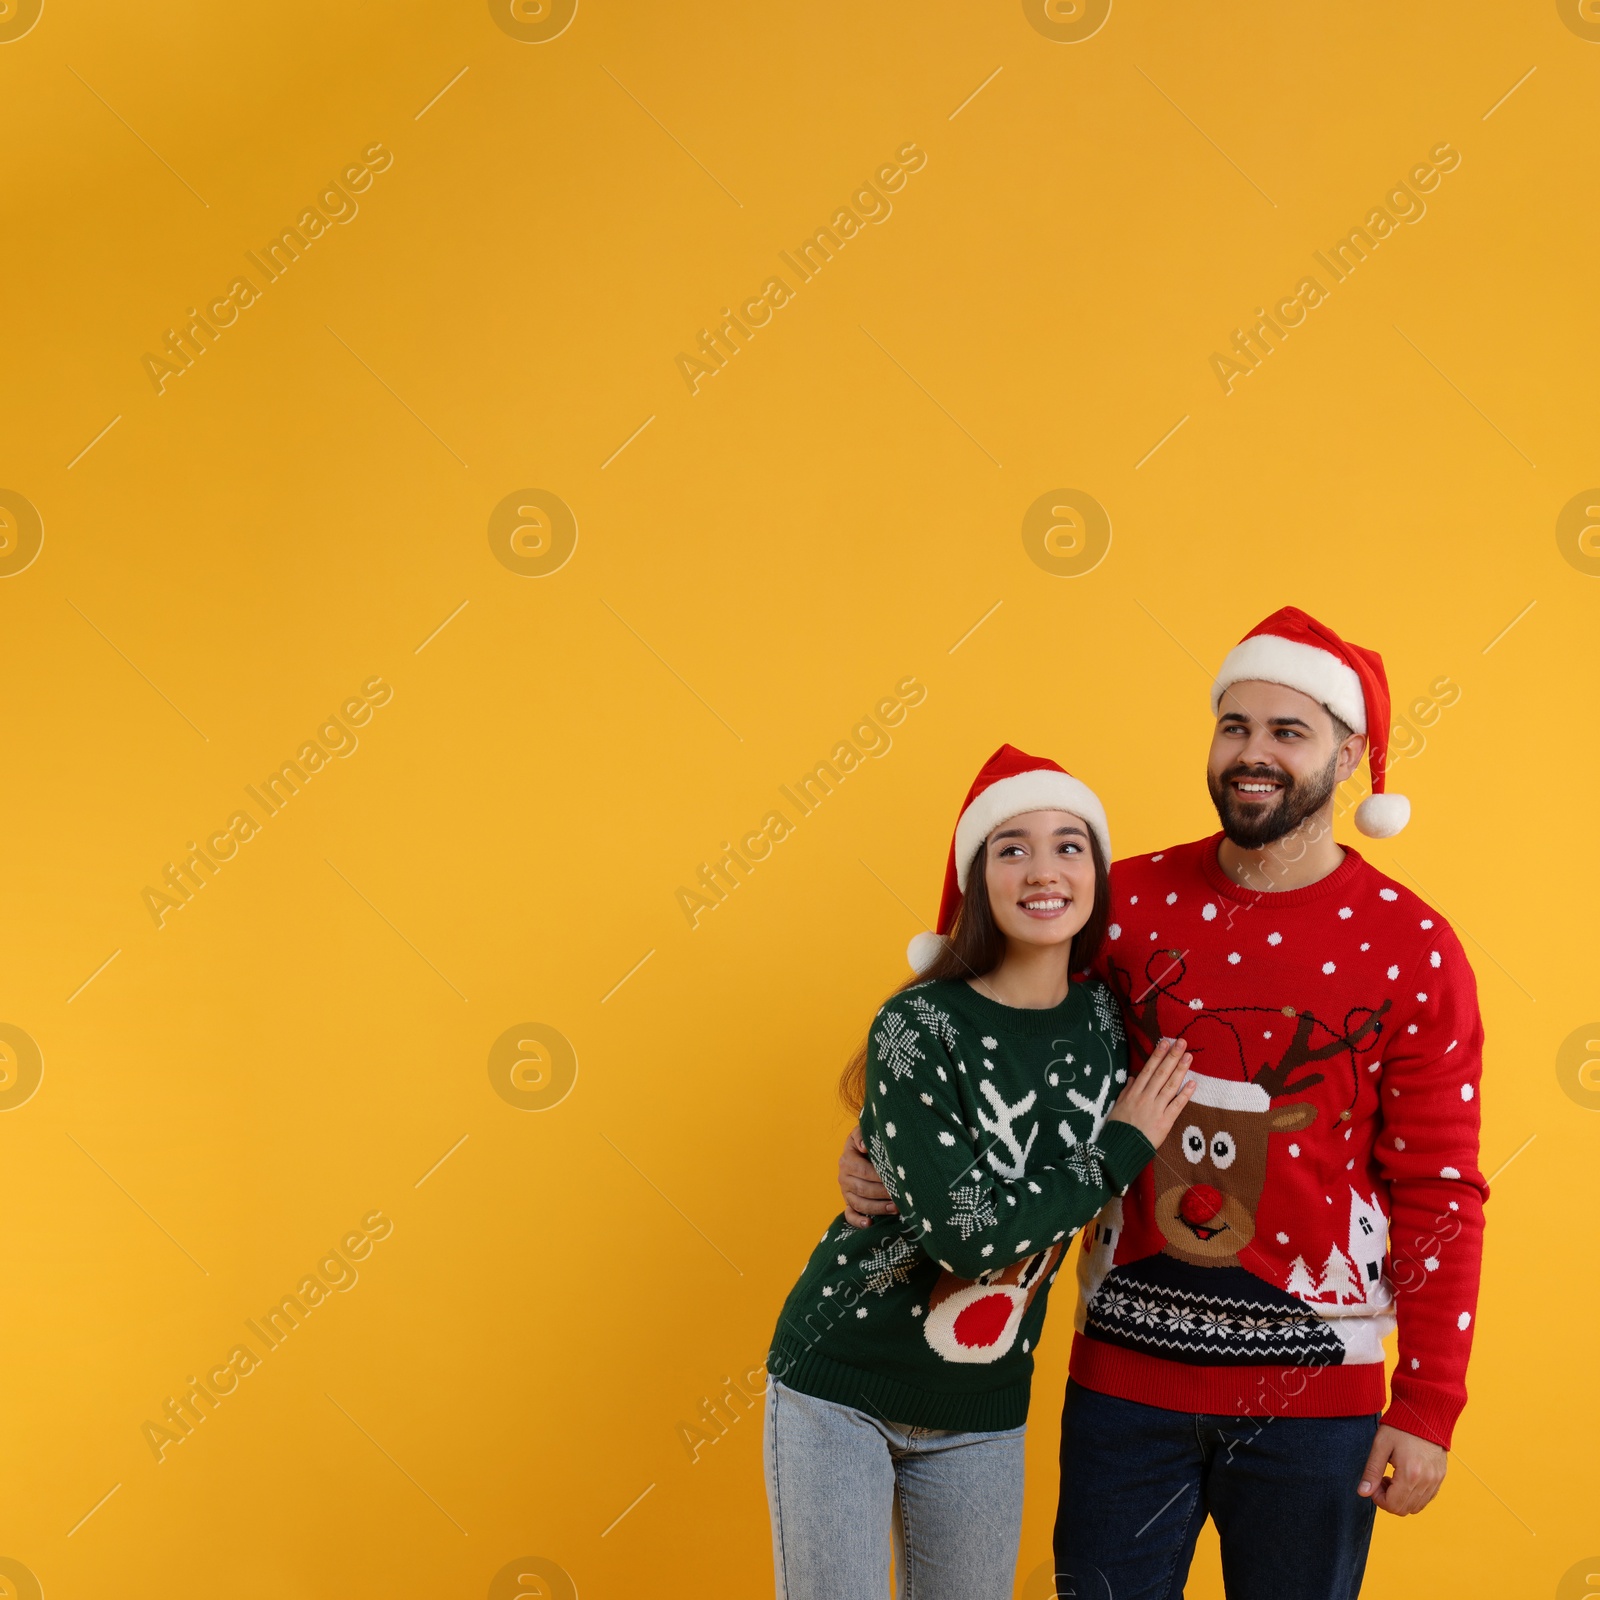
2, 0, 1596, 1594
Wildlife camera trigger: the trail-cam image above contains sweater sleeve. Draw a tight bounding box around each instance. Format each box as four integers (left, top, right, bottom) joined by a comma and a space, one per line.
859, 997, 1154, 1280
1373, 923, 1487, 1449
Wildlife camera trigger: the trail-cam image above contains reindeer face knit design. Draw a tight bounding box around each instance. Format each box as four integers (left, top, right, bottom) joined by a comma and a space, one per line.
1070, 835, 1486, 1449
768, 978, 1154, 1433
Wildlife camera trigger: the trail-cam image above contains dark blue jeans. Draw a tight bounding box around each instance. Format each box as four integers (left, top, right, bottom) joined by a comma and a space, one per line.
1052, 1380, 1380, 1600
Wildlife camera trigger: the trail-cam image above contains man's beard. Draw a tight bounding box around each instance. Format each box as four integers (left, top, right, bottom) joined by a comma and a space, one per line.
1207, 753, 1339, 849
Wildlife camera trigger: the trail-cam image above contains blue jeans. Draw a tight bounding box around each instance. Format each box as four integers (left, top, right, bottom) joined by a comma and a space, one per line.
1052, 1380, 1380, 1600
763, 1379, 1027, 1600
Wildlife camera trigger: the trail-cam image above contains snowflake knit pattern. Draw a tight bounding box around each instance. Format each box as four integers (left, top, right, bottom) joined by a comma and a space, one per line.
1070, 835, 1486, 1449
768, 977, 1154, 1433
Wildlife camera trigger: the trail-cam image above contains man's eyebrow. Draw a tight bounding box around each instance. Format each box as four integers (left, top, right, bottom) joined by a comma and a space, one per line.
1219, 711, 1315, 730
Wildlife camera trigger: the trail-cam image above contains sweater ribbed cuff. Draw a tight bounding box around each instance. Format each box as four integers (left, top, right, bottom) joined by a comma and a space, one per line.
1096, 1119, 1156, 1195
1381, 1378, 1465, 1450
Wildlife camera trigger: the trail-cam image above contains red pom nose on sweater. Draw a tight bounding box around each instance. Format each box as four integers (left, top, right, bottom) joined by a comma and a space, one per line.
1179, 1184, 1224, 1226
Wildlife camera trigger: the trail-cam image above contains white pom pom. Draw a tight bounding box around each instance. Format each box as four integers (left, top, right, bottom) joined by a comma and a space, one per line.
907, 932, 946, 973
1355, 792, 1410, 838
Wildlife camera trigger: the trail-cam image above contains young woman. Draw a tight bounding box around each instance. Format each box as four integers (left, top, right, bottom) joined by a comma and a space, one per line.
764, 744, 1196, 1600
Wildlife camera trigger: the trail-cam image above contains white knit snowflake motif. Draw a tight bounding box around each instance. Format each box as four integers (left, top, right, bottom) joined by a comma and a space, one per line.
1064, 1144, 1107, 1187
868, 1133, 900, 1200
873, 1011, 926, 1081
906, 993, 960, 1050
860, 1234, 919, 1296
947, 1183, 998, 1240
1090, 983, 1125, 1046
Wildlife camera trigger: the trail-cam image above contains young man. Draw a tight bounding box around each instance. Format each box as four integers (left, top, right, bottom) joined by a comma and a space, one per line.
837, 607, 1486, 1600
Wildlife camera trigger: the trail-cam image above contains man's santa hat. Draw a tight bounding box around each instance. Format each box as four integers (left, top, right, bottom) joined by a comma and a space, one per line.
1210, 605, 1408, 840
907, 744, 1110, 973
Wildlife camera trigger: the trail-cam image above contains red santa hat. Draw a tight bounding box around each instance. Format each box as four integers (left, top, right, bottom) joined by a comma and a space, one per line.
1210, 605, 1408, 839
906, 743, 1110, 973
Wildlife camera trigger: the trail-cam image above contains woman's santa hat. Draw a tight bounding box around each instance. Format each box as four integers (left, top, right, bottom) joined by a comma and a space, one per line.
906, 744, 1110, 973
1210, 605, 1408, 840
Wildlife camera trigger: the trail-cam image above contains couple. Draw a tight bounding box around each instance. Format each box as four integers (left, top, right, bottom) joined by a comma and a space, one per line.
762, 607, 1487, 1600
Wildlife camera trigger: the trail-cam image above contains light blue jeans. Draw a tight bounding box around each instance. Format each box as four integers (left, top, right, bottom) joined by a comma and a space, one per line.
763, 1378, 1027, 1600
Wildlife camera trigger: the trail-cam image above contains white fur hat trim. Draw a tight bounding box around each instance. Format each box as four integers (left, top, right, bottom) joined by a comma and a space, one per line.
952, 771, 1111, 893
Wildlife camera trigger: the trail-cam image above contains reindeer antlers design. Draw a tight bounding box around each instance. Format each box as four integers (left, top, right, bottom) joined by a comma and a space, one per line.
1104, 951, 1391, 1102
1250, 1002, 1390, 1097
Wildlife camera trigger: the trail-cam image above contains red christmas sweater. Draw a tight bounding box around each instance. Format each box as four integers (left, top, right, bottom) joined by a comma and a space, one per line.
1069, 834, 1486, 1448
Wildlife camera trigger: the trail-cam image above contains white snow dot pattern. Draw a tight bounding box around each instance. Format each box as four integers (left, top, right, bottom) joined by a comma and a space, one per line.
1202, 903, 1217, 921
1288, 1143, 1301, 1157
1461, 1084, 1473, 1101
1268, 932, 1282, 945
1228, 952, 1241, 964
1338, 907, 1352, 919
1380, 888, 1398, 901
1440, 1165, 1461, 1179
1109, 923, 1122, 940
1166, 892, 1177, 904
1322, 961, 1336, 974
1457, 1312, 1471, 1330
1429, 951, 1441, 968
1386, 965, 1400, 980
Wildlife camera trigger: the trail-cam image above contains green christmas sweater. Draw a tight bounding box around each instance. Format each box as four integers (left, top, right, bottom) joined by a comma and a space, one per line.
769, 976, 1154, 1431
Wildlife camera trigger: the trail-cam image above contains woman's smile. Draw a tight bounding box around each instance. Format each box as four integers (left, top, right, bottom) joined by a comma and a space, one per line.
1018, 894, 1070, 918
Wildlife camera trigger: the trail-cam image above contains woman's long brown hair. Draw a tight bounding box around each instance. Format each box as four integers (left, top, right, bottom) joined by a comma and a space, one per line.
838, 829, 1111, 1111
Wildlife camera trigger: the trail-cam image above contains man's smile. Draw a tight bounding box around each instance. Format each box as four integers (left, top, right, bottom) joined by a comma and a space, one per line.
1229, 775, 1284, 801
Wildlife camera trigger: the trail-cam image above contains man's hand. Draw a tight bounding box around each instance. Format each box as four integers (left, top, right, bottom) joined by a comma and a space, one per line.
1357, 1424, 1447, 1515
839, 1128, 897, 1228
